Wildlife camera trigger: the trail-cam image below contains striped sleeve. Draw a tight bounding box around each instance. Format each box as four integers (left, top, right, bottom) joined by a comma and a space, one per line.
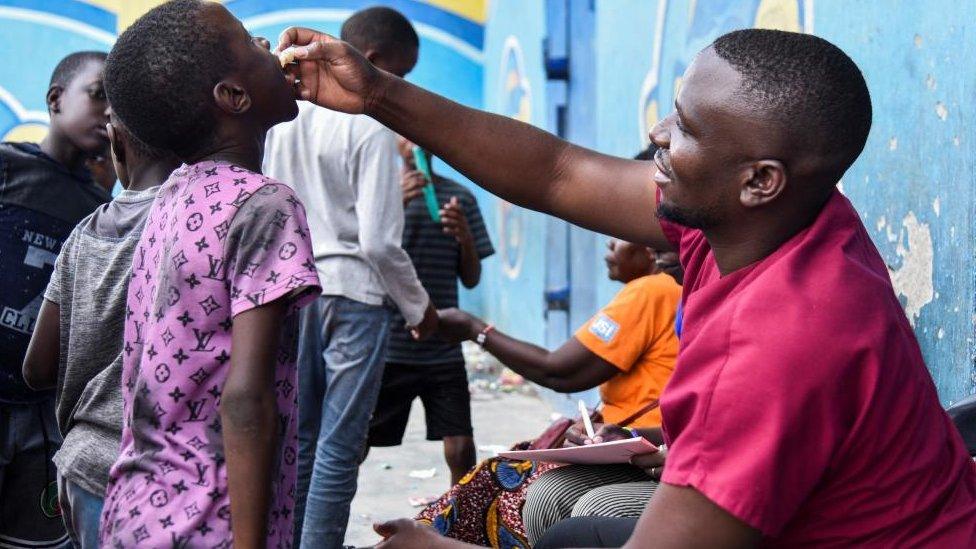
463, 193, 494, 259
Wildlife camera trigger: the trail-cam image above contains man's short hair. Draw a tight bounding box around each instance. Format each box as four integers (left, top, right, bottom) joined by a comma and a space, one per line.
104, 0, 236, 158
711, 29, 872, 174
340, 6, 419, 56
49, 51, 107, 89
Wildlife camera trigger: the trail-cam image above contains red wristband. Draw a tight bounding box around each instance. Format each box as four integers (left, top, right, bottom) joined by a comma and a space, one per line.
475, 324, 494, 347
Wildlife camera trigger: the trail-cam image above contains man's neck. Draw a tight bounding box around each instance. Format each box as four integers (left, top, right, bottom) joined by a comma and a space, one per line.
706, 229, 788, 276
705, 196, 829, 275
39, 131, 85, 173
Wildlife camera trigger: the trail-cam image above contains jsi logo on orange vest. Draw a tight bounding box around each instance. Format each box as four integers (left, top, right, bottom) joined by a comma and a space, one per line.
589, 313, 619, 343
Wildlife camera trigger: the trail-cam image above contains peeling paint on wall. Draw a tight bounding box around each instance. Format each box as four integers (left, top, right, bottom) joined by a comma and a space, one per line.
888, 212, 934, 326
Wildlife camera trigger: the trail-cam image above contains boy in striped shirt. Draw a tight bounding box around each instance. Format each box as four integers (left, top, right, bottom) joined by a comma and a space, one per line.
366, 137, 494, 485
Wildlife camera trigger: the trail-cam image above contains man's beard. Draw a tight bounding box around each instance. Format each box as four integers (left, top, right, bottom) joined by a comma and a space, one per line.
656, 201, 719, 230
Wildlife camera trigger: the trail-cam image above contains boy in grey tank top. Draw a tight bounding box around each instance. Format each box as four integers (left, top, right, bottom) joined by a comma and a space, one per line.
22, 113, 178, 547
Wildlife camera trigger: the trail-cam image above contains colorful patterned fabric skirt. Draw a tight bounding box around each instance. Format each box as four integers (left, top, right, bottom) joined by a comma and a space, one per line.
416, 442, 563, 548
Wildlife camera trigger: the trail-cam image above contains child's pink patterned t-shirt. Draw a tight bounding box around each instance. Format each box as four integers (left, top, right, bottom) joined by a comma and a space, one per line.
100, 161, 320, 547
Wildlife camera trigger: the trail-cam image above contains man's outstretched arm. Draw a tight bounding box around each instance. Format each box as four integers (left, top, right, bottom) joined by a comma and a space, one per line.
278, 28, 672, 250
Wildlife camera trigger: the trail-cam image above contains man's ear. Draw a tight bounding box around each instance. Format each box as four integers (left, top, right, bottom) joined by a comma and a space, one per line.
46, 86, 63, 115
212, 80, 251, 115
739, 159, 786, 208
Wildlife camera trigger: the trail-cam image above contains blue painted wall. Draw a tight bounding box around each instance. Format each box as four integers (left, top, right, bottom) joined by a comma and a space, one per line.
478, 0, 550, 346
480, 0, 975, 405
816, 2, 975, 405
4, 1, 973, 405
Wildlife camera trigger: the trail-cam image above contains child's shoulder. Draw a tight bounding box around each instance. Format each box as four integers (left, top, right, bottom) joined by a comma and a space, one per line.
0, 142, 45, 171
0, 141, 38, 157
184, 161, 298, 202
239, 180, 301, 210
223, 176, 306, 230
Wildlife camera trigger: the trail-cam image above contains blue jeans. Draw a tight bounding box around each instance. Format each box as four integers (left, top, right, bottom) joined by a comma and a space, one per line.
295, 295, 392, 549
57, 475, 103, 549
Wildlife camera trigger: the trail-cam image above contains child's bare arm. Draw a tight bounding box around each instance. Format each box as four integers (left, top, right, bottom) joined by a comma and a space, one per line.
222, 299, 288, 548
23, 299, 60, 390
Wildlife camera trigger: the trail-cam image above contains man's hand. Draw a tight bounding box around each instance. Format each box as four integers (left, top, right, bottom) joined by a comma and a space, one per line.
409, 301, 439, 341
563, 422, 632, 447
402, 170, 426, 206
276, 27, 386, 113
375, 519, 469, 548
436, 308, 484, 343
631, 445, 667, 480
440, 197, 473, 245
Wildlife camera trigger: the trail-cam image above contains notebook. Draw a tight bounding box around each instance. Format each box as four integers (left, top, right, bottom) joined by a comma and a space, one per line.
498, 437, 659, 465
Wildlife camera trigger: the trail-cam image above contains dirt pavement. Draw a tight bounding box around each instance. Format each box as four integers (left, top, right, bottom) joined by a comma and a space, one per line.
345, 390, 551, 547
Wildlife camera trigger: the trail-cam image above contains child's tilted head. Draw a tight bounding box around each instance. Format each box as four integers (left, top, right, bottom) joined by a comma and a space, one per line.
104, 0, 297, 160
47, 51, 110, 156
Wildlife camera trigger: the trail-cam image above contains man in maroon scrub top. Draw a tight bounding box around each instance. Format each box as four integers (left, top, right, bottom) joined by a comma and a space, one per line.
279, 26, 976, 548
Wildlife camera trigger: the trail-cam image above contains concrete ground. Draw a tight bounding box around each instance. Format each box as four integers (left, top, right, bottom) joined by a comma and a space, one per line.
345, 390, 551, 547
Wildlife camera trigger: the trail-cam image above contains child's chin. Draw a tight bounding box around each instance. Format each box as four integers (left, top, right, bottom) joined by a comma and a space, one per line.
280, 98, 300, 121
267, 99, 300, 128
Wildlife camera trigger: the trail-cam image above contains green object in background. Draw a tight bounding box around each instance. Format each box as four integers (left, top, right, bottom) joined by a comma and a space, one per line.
413, 146, 441, 222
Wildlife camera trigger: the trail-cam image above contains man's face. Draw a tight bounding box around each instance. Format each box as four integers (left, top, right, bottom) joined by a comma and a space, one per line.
649, 48, 754, 230
52, 60, 110, 156
205, 3, 298, 126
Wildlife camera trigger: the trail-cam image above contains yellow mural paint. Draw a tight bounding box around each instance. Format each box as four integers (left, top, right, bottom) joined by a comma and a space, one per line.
423, 0, 487, 23
78, 0, 116, 11
80, 0, 222, 32
754, 0, 801, 32
82, 0, 483, 32
3, 122, 48, 143
643, 100, 658, 142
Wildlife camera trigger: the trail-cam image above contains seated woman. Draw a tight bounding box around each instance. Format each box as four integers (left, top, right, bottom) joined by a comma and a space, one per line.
419, 238, 682, 547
